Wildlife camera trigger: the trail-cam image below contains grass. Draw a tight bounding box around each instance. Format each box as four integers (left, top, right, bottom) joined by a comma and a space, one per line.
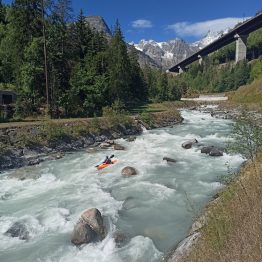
227, 76, 262, 110
183, 152, 262, 262
0, 100, 195, 129
0, 111, 136, 150
130, 101, 198, 115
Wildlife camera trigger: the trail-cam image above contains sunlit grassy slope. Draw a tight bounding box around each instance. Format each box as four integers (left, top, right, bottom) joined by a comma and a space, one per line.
228, 76, 262, 106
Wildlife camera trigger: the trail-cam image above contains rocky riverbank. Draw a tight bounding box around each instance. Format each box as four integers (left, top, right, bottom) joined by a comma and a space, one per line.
0, 110, 183, 172
0, 122, 142, 172
191, 102, 262, 121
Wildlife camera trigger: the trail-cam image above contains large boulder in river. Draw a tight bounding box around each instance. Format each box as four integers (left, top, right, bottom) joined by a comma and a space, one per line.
71, 222, 96, 246
5, 221, 29, 240
71, 208, 105, 246
201, 146, 215, 154
209, 148, 223, 157
121, 166, 137, 177
201, 146, 223, 156
182, 139, 198, 149
80, 208, 105, 236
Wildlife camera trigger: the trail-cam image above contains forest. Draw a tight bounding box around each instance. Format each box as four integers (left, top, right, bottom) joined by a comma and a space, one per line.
0, 0, 181, 119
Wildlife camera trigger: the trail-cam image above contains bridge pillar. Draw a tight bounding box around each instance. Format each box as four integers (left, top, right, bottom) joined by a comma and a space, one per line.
178, 66, 185, 74
198, 55, 203, 65
235, 34, 248, 63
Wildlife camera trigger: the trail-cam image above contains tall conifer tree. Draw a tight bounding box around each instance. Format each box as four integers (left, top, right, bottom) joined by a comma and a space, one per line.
107, 20, 131, 105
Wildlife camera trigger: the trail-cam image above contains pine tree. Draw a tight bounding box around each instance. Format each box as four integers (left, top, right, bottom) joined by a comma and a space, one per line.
72, 9, 94, 62
128, 46, 147, 104
6, 0, 48, 116
156, 72, 168, 101
69, 12, 109, 117
47, 0, 73, 117
234, 61, 250, 89
107, 20, 131, 105
143, 65, 157, 100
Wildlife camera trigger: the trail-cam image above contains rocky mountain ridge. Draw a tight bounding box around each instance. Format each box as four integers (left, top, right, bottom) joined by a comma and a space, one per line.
132, 30, 226, 69
84, 16, 112, 38
132, 39, 199, 69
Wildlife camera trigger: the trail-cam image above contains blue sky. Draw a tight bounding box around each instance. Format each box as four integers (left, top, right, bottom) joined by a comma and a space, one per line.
3, 0, 262, 43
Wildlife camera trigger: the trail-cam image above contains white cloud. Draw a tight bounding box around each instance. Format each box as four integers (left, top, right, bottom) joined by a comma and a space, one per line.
132, 19, 153, 29
167, 17, 250, 38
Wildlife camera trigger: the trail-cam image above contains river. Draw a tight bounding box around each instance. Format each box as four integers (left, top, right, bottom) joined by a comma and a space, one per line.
0, 109, 244, 262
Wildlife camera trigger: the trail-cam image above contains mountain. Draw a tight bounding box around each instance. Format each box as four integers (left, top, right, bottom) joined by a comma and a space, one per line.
84, 16, 112, 37
84, 16, 160, 69
132, 39, 199, 69
131, 30, 226, 70
192, 30, 228, 49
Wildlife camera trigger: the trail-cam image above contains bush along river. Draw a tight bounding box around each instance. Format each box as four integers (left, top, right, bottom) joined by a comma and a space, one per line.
0, 108, 245, 262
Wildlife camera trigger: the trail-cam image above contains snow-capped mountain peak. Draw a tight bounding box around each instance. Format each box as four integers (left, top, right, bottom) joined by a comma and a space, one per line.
192, 30, 228, 49
131, 29, 229, 69
131, 38, 199, 69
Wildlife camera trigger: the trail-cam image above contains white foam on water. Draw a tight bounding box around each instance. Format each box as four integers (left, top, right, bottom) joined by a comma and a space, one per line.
0, 173, 65, 202
43, 235, 161, 262
198, 181, 224, 190
138, 181, 175, 200
38, 208, 72, 233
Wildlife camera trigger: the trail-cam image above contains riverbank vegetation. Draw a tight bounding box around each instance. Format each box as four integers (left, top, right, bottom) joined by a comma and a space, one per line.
0, 101, 184, 155
184, 153, 262, 261
0, 108, 134, 149
0, 0, 182, 121
181, 113, 262, 262
228, 75, 262, 108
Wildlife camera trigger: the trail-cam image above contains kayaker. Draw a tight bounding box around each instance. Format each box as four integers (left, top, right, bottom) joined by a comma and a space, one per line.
103, 156, 112, 164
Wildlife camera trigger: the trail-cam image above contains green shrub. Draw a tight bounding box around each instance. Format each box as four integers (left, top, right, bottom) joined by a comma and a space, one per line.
139, 111, 152, 126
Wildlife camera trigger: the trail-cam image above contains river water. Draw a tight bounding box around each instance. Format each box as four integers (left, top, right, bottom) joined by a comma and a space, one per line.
0, 109, 244, 262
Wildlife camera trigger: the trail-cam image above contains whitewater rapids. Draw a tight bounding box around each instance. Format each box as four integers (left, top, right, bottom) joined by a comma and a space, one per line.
0, 110, 244, 262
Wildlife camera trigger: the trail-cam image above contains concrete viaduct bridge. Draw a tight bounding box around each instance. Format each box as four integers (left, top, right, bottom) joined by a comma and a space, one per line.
168, 12, 262, 73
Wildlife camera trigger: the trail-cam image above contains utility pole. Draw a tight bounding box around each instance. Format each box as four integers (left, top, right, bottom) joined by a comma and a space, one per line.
41, 0, 49, 115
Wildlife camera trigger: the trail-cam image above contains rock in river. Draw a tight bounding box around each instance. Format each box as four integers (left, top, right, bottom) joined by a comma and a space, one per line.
121, 166, 137, 177
182, 139, 198, 149
209, 148, 223, 157
5, 221, 29, 240
201, 146, 215, 154
201, 146, 223, 156
113, 144, 125, 150
126, 136, 136, 142
71, 208, 105, 246
163, 157, 177, 163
